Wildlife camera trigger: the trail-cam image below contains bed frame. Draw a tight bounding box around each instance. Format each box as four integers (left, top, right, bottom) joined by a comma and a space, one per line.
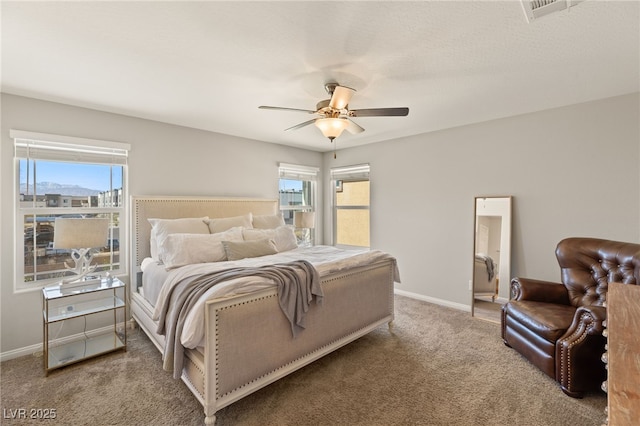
474, 258, 497, 301
129, 196, 396, 424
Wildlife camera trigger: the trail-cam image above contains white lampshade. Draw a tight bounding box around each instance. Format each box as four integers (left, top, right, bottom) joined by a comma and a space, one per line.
293, 211, 315, 229
53, 218, 109, 249
315, 118, 348, 139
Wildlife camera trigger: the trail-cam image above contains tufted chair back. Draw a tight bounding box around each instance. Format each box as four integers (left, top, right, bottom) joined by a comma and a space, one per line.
556, 237, 640, 308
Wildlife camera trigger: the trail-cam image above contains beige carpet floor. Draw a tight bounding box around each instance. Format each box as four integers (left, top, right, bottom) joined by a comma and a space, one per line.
1, 295, 606, 425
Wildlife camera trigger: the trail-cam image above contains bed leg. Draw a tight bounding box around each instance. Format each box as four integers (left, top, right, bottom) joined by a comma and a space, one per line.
388, 320, 394, 330
204, 414, 216, 425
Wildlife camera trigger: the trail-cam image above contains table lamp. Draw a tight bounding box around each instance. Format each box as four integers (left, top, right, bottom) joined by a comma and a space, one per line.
293, 211, 315, 247
53, 218, 109, 285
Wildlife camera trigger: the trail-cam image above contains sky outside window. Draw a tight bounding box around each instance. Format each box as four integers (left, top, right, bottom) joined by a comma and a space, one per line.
20, 160, 123, 192
279, 179, 303, 192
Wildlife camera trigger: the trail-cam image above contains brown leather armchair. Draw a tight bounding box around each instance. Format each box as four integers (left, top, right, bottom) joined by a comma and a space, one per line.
501, 237, 640, 397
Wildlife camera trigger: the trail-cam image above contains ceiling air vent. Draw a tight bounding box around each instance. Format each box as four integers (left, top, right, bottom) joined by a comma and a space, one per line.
521, 0, 584, 22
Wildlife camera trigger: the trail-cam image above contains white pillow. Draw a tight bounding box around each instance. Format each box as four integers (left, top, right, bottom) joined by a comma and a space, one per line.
252, 214, 285, 229
242, 226, 298, 252
222, 238, 278, 261
204, 214, 253, 234
148, 217, 210, 262
162, 227, 244, 269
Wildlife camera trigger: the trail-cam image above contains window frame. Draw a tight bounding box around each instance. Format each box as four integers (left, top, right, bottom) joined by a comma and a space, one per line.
12, 130, 130, 293
330, 164, 371, 248
278, 163, 319, 244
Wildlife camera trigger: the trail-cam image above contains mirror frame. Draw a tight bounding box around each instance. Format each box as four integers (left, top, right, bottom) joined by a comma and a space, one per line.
471, 196, 512, 320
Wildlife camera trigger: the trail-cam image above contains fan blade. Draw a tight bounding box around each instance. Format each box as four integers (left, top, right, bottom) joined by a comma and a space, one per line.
350, 107, 409, 117
284, 119, 317, 131
329, 85, 355, 110
345, 118, 365, 134
259, 106, 316, 114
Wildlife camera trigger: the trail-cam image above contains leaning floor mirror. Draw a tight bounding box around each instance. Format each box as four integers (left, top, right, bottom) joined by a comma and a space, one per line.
471, 196, 512, 323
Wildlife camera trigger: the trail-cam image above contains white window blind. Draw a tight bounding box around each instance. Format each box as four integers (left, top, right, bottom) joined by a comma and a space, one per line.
330, 164, 370, 180
12, 130, 129, 165
279, 163, 319, 181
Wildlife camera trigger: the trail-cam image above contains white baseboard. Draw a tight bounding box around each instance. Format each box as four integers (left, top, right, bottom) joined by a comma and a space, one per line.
0, 342, 42, 362
394, 289, 471, 312
0, 325, 121, 362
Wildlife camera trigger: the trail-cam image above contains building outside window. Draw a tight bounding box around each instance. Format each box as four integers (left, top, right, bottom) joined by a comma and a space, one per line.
331, 164, 370, 248
13, 130, 129, 291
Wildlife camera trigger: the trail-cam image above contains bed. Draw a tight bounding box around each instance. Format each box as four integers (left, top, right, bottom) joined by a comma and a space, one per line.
129, 196, 399, 424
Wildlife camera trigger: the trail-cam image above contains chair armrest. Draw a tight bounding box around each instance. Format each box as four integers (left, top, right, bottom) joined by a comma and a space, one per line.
567, 305, 607, 336
556, 305, 607, 395
510, 277, 570, 304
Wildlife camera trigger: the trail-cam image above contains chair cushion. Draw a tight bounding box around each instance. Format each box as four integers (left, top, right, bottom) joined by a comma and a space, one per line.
504, 300, 576, 342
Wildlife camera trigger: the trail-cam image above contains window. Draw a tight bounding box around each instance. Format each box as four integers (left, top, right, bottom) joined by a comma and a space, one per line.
331, 164, 370, 248
13, 130, 129, 291
279, 163, 318, 243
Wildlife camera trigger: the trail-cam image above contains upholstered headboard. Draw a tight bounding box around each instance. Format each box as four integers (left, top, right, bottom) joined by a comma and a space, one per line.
130, 196, 278, 286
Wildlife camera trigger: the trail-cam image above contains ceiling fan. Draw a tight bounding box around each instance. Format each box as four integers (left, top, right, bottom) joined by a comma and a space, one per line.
259, 83, 409, 143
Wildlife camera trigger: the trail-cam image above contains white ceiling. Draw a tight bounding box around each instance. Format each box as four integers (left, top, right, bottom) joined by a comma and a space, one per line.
2, 1, 639, 152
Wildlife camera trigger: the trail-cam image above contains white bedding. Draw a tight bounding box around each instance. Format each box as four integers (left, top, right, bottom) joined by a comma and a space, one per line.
141, 257, 170, 307
144, 245, 400, 349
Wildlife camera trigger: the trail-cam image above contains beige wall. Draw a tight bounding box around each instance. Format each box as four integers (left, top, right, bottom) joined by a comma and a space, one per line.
323, 93, 640, 308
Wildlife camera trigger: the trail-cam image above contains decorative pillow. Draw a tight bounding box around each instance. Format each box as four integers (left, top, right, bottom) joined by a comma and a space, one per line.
242, 226, 298, 252
204, 214, 253, 234
148, 217, 210, 262
162, 227, 244, 269
252, 214, 285, 229
222, 238, 278, 261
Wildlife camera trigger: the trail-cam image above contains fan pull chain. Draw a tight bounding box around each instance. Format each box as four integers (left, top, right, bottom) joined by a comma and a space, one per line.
333, 138, 337, 159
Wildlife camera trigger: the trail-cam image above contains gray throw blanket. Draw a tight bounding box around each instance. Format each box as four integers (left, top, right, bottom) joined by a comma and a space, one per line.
155, 260, 322, 378
475, 254, 495, 281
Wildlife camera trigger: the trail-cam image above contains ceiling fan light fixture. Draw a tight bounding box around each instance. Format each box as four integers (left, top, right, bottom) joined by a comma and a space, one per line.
315, 117, 348, 140
259, 82, 409, 143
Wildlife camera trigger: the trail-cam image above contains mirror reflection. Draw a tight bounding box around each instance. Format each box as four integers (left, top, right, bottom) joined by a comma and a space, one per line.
472, 196, 512, 323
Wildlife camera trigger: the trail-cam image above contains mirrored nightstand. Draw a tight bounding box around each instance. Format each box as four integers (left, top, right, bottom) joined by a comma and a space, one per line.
42, 277, 127, 375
